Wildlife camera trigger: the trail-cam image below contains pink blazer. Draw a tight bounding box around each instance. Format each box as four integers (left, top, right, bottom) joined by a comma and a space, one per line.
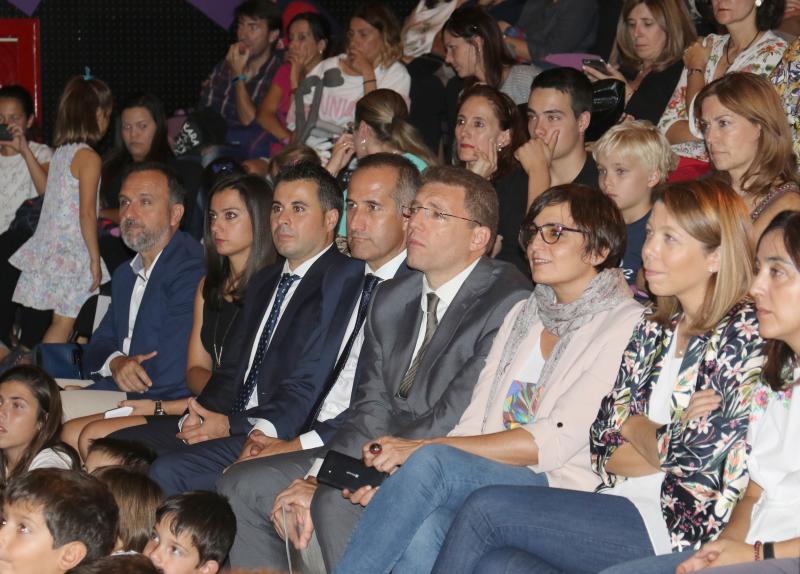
449, 296, 643, 491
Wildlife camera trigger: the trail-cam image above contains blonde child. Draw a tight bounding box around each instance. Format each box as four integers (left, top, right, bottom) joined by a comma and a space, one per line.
9, 74, 112, 344
593, 120, 676, 285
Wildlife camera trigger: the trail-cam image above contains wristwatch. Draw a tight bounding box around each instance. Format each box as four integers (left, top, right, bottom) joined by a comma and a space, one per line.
154, 400, 166, 416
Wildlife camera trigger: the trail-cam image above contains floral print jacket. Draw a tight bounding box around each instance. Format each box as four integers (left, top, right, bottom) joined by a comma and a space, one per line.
590, 300, 764, 551
658, 31, 787, 161
771, 37, 800, 160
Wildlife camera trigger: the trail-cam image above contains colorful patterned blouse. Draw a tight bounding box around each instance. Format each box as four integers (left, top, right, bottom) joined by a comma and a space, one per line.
658, 31, 787, 161
590, 300, 764, 551
770, 37, 800, 160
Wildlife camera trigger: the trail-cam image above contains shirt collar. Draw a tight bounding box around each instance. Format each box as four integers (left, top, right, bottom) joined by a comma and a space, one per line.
129, 249, 165, 282
421, 257, 481, 313
281, 243, 333, 278
367, 249, 407, 280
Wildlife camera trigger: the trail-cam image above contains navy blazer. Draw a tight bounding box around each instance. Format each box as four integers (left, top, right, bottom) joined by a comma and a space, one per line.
308, 260, 414, 443
83, 231, 205, 400
203, 244, 363, 437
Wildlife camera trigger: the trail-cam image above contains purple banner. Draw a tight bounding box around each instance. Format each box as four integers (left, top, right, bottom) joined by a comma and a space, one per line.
6, 0, 41, 15
186, 0, 242, 30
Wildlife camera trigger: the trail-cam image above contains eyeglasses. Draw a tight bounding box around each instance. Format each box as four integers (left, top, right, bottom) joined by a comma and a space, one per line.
402, 205, 482, 226
519, 223, 585, 248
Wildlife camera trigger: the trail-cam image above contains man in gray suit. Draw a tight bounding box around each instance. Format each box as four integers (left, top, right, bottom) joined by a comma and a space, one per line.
218, 166, 531, 571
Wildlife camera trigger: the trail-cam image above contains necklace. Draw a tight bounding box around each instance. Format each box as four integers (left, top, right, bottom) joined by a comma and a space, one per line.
725, 31, 761, 67
212, 304, 240, 368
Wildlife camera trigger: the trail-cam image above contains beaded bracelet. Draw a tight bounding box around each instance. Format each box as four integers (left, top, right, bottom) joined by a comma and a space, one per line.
754, 540, 763, 561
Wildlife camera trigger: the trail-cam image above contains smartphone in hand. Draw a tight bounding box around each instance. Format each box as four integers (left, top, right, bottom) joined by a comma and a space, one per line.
582, 58, 610, 75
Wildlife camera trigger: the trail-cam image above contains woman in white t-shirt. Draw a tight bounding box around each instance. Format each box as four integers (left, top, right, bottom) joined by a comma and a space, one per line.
294, 3, 410, 159
0, 365, 77, 489
600, 210, 800, 574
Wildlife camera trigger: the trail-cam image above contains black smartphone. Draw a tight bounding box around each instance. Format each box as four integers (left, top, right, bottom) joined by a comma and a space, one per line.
582, 58, 610, 75
0, 124, 13, 141
317, 450, 389, 492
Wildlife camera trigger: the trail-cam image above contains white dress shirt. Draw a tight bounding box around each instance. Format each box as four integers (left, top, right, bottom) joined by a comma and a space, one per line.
97, 250, 165, 377
306, 256, 481, 477
247, 245, 332, 437
298, 250, 407, 450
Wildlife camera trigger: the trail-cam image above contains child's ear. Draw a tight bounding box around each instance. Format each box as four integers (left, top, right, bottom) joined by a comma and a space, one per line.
647, 169, 661, 189
55, 541, 87, 571
198, 559, 220, 574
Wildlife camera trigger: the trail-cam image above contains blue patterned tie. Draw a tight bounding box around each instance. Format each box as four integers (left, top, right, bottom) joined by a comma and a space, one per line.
231, 273, 299, 413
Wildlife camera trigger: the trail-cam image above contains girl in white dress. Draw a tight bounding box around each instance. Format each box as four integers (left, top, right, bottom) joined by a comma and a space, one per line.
9, 74, 112, 344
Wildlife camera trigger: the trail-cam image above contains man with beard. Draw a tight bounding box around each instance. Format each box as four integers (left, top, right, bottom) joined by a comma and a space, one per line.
199, 0, 282, 157
60, 162, 205, 419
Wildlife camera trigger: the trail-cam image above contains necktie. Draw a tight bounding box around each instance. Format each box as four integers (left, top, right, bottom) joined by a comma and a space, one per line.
231, 273, 299, 413
303, 274, 382, 430
397, 292, 440, 399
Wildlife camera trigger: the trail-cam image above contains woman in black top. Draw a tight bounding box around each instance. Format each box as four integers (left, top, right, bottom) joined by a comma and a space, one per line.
453, 84, 530, 275
583, 0, 696, 125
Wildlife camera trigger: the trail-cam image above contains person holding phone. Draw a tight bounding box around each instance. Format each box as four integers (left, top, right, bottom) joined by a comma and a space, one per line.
582, 0, 696, 125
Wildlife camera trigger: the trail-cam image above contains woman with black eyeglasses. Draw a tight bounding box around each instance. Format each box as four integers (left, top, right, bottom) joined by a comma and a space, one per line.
331, 183, 643, 574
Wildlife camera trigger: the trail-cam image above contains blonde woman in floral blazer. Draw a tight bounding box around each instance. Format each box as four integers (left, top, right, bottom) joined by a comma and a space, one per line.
430, 178, 765, 574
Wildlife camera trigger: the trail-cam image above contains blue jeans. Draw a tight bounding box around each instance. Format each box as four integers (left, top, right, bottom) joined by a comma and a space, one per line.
432, 485, 656, 574
598, 551, 692, 574
332, 444, 548, 574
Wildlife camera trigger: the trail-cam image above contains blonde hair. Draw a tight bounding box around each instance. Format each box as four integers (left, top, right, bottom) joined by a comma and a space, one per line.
355, 89, 438, 167
649, 179, 754, 335
53, 75, 113, 147
612, 0, 696, 72
593, 120, 677, 182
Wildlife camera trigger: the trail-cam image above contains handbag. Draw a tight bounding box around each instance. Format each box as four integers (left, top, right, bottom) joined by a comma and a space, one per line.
33, 343, 85, 379
8, 195, 44, 235
585, 79, 626, 142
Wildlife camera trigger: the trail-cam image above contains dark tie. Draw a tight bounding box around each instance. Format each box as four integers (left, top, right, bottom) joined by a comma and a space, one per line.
303, 273, 382, 430
397, 292, 440, 399
231, 273, 299, 414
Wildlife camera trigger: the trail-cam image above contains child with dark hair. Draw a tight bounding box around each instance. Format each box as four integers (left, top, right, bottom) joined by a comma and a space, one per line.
143, 491, 236, 574
0, 468, 119, 574
67, 554, 160, 574
91, 466, 164, 553
84, 437, 157, 473
0, 365, 78, 489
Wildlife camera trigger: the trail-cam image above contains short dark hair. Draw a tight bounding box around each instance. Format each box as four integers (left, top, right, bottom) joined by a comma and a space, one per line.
87, 437, 156, 472
67, 554, 159, 574
121, 161, 186, 206
289, 12, 331, 51
355, 153, 421, 211
531, 67, 593, 117
420, 166, 499, 251
0, 84, 35, 118
234, 0, 281, 33
155, 492, 236, 566
4, 469, 118, 561
524, 184, 627, 270
274, 162, 343, 220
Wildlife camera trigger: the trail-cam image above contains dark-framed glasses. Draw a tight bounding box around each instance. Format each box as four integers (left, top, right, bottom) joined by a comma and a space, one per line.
519, 223, 585, 248
402, 205, 482, 226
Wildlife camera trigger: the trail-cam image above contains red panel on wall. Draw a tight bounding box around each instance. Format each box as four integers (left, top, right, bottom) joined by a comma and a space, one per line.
0, 18, 42, 128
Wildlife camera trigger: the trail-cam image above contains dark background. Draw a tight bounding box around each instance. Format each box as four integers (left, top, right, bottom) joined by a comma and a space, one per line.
0, 0, 417, 144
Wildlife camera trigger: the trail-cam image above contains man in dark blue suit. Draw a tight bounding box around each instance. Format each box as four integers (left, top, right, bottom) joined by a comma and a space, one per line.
119, 163, 362, 495
61, 162, 205, 420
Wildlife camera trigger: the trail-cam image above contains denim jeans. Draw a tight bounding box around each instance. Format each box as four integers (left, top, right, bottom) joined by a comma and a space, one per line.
432, 485, 656, 574
598, 550, 692, 574
331, 444, 548, 574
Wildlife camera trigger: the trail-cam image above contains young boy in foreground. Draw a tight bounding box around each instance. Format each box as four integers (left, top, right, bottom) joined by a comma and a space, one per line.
0, 469, 118, 574
144, 491, 235, 574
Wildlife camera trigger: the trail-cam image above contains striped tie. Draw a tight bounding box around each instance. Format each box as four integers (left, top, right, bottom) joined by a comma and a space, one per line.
397, 292, 439, 399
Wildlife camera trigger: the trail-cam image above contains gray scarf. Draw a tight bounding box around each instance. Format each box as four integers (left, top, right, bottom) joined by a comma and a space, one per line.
481, 268, 632, 432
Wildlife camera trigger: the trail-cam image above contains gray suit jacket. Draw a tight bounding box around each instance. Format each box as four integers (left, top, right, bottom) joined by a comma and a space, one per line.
323, 257, 532, 459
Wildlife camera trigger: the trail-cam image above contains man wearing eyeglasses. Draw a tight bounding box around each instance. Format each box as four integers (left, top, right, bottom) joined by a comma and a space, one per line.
226, 166, 531, 572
